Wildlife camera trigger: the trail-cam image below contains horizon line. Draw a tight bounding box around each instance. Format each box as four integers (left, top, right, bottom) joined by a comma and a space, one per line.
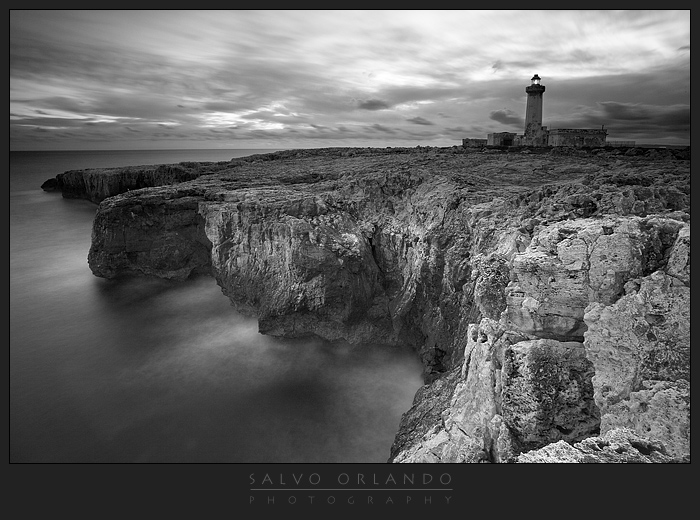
10, 142, 691, 153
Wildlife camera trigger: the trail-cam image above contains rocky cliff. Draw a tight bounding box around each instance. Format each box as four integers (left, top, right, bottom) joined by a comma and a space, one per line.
44, 145, 690, 462
40, 154, 272, 203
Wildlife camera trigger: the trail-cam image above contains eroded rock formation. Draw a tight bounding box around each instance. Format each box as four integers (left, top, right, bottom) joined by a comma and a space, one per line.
41, 155, 267, 203
44, 146, 690, 462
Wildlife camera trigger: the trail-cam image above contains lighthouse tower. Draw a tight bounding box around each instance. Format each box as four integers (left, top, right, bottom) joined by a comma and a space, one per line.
523, 74, 547, 146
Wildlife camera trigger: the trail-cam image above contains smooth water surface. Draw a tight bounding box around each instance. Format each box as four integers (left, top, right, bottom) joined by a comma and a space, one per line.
10, 149, 424, 463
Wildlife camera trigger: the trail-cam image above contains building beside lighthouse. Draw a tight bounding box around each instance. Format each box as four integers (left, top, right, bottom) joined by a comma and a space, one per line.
464, 74, 619, 149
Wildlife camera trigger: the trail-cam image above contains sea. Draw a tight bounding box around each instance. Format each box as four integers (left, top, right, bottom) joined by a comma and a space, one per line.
9, 149, 424, 463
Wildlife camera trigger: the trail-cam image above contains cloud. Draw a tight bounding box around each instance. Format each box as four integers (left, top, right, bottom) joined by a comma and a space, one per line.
9, 10, 690, 149
407, 117, 434, 125
367, 124, 396, 134
545, 101, 690, 143
444, 126, 469, 133
597, 101, 689, 124
489, 109, 523, 127
356, 99, 391, 111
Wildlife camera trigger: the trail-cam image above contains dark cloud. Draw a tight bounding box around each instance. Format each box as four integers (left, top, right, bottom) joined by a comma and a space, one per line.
597, 101, 690, 125
551, 69, 690, 107
356, 99, 391, 111
487, 60, 541, 75
545, 101, 690, 143
489, 109, 523, 127
399, 127, 437, 138
367, 124, 396, 134
407, 117, 434, 126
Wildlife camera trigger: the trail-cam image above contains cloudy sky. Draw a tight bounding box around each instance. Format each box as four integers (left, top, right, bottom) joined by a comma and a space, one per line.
10, 10, 690, 150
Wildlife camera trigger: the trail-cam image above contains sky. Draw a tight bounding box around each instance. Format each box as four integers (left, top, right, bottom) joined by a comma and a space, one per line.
10, 10, 691, 150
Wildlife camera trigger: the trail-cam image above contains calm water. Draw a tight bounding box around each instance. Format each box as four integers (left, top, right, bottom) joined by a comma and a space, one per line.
9, 149, 423, 463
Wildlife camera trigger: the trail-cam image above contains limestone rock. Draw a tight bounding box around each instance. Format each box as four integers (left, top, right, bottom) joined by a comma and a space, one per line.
584, 271, 690, 413
68, 146, 690, 462
40, 178, 58, 191
471, 253, 511, 321
390, 319, 512, 463
504, 216, 684, 341
199, 196, 395, 345
501, 338, 600, 452
517, 427, 683, 463
388, 368, 468, 463
88, 189, 212, 281
666, 223, 690, 285
601, 380, 690, 459
391, 319, 601, 463
43, 161, 233, 203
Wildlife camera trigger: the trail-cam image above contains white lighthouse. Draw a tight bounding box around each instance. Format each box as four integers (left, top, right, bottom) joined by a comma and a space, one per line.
523, 74, 547, 146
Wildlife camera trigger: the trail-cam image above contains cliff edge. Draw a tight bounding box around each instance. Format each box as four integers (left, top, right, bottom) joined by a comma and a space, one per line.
44, 145, 690, 462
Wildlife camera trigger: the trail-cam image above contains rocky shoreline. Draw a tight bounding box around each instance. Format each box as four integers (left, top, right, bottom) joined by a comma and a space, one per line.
42, 145, 690, 463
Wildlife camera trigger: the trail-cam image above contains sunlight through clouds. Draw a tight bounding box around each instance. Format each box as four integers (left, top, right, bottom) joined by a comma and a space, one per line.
10, 9, 690, 149
201, 109, 287, 131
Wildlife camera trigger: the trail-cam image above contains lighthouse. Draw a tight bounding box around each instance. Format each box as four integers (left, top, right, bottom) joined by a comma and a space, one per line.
523, 74, 547, 146
473, 73, 610, 149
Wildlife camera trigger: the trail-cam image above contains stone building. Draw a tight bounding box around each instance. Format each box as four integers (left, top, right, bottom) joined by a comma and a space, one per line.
487, 132, 516, 146
464, 74, 631, 149
462, 138, 487, 148
548, 128, 608, 147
